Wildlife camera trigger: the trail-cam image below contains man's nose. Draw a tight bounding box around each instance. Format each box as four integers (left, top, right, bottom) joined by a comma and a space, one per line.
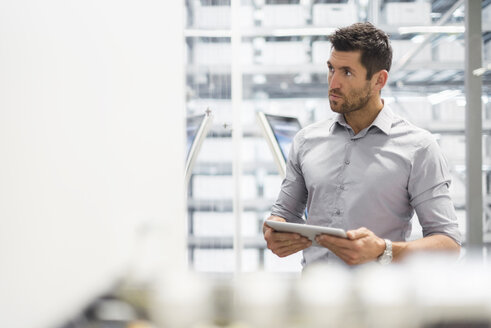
328, 72, 341, 90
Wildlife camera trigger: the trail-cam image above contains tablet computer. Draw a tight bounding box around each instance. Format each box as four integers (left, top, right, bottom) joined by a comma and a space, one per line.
265, 220, 347, 246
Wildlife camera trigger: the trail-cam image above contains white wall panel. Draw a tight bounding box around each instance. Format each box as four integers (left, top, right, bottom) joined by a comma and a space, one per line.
0, 1, 185, 327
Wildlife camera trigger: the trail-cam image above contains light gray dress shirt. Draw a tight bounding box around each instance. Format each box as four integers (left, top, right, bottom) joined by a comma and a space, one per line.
271, 105, 462, 266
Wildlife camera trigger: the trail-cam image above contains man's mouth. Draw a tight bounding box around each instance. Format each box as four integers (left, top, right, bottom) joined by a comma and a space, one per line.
329, 93, 343, 101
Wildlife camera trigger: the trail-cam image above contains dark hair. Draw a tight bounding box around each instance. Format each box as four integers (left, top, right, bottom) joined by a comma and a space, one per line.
329, 22, 392, 80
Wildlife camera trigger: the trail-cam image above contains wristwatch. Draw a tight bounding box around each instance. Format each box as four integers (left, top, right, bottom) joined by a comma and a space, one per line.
377, 239, 393, 265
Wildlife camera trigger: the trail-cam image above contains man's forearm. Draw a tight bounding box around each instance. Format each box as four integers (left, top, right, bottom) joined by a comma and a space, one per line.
392, 234, 460, 262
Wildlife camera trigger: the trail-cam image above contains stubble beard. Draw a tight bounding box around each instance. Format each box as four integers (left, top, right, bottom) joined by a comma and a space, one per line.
329, 82, 372, 114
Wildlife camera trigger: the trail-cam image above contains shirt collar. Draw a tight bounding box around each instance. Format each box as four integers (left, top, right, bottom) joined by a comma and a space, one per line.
331, 102, 394, 136
370, 104, 393, 135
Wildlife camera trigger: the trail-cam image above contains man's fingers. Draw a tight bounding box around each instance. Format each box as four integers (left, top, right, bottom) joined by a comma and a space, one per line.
270, 232, 302, 242
274, 236, 310, 249
264, 228, 299, 242
262, 216, 286, 234
314, 235, 361, 264
316, 234, 352, 249
263, 227, 274, 241
347, 227, 371, 240
262, 219, 312, 258
275, 239, 312, 257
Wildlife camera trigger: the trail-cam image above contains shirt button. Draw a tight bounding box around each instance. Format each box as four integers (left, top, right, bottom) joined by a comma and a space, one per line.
335, 209, 341, 215
345, 160, 350, 165
339, 185, 345, 190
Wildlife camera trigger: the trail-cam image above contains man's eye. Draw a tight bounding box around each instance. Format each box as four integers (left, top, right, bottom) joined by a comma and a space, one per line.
345, 70, 352, 76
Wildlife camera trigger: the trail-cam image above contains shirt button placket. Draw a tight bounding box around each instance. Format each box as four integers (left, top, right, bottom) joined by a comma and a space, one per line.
336, 140, 353, 217
344, 142, 353, 166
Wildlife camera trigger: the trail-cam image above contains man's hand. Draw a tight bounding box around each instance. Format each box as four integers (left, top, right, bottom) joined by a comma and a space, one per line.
315, 227, 385, 265
263, 216, 312, 258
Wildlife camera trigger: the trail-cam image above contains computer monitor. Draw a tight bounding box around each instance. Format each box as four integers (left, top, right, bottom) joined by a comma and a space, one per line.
257, 112, 308, 219
256, 112, 302, 178
185, 111, 213, 184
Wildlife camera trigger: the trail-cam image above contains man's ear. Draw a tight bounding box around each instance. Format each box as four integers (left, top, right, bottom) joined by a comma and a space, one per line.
373, 70, 389, 91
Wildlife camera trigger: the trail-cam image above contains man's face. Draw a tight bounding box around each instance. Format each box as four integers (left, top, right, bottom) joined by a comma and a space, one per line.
327, 50, 374, 114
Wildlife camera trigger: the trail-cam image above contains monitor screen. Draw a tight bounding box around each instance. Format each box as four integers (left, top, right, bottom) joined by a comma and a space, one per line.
186, 115, 205, 160
257, 112, 302, 179
264, 114, 302, 162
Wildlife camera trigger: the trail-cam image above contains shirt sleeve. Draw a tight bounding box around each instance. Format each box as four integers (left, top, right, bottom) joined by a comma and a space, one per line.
408, 139, 462, 245
271, 130, 308, 224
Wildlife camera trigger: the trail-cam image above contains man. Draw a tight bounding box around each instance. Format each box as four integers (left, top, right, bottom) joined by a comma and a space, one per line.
263, 23, 461, 267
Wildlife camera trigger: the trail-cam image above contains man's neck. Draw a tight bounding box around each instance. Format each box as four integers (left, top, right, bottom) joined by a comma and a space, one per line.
344, 98, 384, 135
